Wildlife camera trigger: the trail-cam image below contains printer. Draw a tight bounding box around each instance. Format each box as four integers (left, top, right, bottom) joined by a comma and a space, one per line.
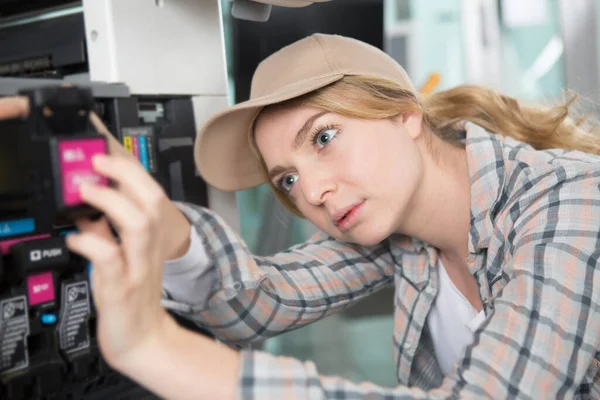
0, 1, 329, 398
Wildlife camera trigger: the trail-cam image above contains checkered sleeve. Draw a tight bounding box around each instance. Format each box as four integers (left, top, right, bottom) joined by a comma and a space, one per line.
161, 202, 397, 347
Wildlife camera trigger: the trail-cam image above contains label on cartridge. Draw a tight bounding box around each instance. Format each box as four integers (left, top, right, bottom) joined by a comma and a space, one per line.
0, 296, 29, 374
57, 138, 109, 206
58, 281, 90, 354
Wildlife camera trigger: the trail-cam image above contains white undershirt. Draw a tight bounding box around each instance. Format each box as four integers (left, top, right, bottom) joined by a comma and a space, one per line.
427, 259, 486, 376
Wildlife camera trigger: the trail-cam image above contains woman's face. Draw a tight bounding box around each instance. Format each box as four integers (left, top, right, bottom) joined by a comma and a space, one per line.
254, 105, 425, 246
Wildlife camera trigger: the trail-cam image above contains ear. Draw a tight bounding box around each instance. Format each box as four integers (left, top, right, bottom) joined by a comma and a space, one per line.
400, 112, 423, 140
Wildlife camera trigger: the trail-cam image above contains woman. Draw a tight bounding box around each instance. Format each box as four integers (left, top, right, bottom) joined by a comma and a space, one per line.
3, 34, 599, 399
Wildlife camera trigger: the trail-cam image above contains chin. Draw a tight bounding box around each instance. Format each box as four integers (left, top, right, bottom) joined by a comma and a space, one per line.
342, 225, 391, 247
352, 236, 387, 247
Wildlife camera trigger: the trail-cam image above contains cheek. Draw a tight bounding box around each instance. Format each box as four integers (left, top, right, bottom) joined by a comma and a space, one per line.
341, 133, 412, 191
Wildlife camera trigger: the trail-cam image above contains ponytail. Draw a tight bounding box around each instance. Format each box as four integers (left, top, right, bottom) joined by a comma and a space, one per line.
422, 85, 600, 154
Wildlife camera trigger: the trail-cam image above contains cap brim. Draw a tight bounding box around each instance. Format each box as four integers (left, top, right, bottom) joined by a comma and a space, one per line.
195, 72, 345, 191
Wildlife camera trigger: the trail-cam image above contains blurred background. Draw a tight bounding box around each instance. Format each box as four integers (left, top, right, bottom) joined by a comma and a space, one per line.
221, 0, 600, 386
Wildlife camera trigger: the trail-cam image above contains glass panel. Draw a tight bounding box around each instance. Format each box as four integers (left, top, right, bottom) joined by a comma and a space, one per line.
383, 0, 565, 101
385, 0, 465, 91
395, 0, 411, 21
497, 0, 565, 101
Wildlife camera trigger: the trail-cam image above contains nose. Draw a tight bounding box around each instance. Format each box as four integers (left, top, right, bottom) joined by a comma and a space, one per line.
298, 164, 336, 206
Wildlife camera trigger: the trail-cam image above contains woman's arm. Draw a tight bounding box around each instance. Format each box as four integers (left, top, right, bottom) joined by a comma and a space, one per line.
162, 201, 399, 347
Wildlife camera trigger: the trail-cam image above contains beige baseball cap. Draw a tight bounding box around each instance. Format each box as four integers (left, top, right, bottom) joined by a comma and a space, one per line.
195, 33, 415, 191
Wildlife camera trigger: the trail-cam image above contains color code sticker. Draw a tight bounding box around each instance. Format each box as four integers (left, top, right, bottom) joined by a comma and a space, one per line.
0, 218, 35, 238
122, 127, 156, 172
27, 272, 55, 306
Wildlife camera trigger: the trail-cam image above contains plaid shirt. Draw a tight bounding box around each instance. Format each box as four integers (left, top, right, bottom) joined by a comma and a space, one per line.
162, 122, 600, 399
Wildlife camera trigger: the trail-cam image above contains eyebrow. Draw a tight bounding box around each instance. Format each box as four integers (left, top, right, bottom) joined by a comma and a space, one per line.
292, 111, 329, 151
267, 111, 329, 182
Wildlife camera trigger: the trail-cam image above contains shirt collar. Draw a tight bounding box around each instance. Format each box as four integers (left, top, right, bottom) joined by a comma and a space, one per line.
464, 122, 507, 253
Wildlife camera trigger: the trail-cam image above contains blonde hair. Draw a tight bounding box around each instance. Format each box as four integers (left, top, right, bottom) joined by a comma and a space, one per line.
252, 75, 600, 217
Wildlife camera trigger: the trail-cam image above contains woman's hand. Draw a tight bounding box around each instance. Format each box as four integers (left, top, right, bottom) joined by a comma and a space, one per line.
65, 154, 177, 370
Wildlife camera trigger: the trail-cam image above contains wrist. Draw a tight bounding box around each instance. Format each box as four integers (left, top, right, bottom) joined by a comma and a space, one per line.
164, 202, 192, 260
114, 312, 180, 376
112, 313, 240, 400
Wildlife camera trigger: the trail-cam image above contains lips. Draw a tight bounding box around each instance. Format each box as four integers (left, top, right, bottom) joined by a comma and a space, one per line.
332, 201, 363, 227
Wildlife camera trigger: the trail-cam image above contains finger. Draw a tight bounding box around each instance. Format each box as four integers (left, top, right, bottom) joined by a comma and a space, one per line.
89, 112, 136, 161
79, 182, 150, 239
0, 97, 29, 119
66, 230, 125, 285
89, 111, 108, 132
75, 216, 116, 243
79, 182, 155, 276
91, 154, 166, 214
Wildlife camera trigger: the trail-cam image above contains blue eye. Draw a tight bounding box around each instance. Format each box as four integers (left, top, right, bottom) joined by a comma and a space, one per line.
279, 173, 298, 192
314, 129, 338, 148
